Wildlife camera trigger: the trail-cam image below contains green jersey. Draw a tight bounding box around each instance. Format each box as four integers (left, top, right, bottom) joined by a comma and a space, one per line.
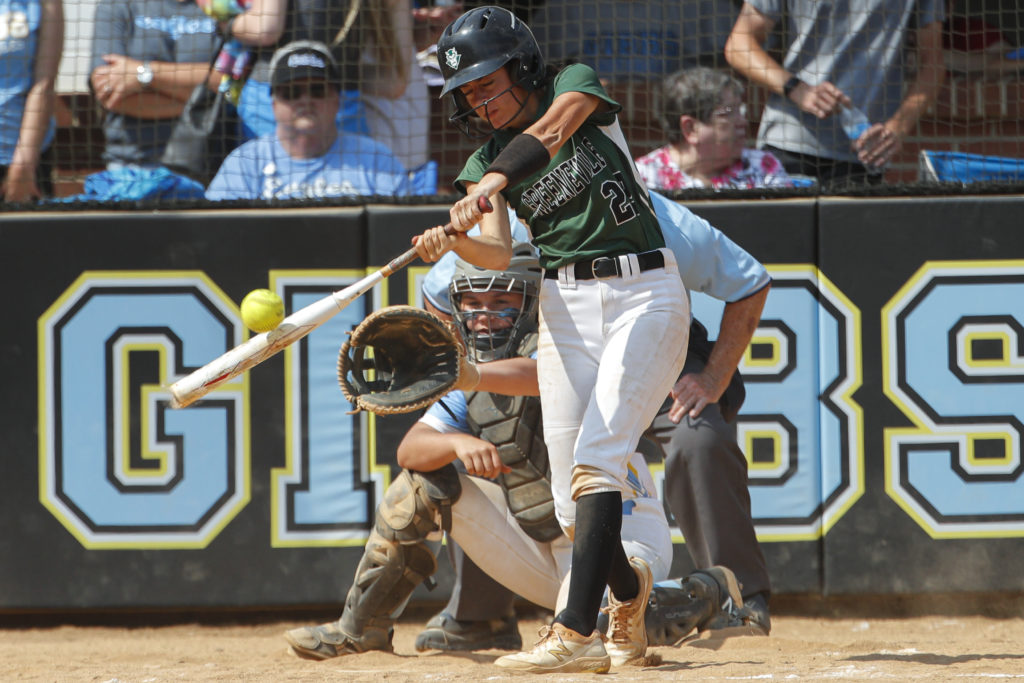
455, 64, 665, 270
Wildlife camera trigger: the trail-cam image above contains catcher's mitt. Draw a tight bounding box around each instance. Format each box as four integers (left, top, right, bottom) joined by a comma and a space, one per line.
338, 305, 479, 415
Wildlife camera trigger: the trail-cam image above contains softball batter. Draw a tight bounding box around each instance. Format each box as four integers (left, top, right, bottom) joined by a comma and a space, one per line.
414, 6, 690, 673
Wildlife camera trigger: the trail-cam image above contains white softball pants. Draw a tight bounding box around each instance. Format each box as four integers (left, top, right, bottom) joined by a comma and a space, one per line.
536, 248, 691, 534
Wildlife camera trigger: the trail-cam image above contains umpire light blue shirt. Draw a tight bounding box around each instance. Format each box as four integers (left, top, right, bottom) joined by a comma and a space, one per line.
422, 191, 770, 314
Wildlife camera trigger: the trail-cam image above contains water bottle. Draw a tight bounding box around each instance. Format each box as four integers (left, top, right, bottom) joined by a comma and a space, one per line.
839, 105, 871, 142
839, 105, 882, 174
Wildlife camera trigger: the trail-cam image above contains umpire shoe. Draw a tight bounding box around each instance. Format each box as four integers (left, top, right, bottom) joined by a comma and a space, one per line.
494, 622, 610, 674
732, 592, 771, 636
414, 611, 522, 652
698, 571, 770, 638
284, 620, 391, 660
602, 556, 654, 666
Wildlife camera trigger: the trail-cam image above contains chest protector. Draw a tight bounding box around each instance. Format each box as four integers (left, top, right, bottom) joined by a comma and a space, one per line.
465, 334, 562, 542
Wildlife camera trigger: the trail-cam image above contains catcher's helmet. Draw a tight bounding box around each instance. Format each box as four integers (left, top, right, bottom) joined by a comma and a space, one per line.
436, 6, 546, 135
450, 241, 541, 363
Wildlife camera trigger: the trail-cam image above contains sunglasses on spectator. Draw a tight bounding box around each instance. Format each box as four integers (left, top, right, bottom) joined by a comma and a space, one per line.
274, 82, 333, 101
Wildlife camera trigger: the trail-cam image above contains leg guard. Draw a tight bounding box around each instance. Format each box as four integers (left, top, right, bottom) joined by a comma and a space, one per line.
340, 466, 462, 643
378, 465, 462, 542
617, 566, 745, 647
284, 529, 437, 659
285, 467, 460, 659
337, 528, 438, 649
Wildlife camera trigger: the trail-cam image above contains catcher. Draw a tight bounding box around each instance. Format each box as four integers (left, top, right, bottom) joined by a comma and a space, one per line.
283, 243, 744, 662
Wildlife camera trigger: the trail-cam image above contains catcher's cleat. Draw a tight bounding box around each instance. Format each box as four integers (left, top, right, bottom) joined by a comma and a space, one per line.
494, 622, 610, 673
414, 611, 522, 652
283, 620, 392, 660
602, 556, 653, 666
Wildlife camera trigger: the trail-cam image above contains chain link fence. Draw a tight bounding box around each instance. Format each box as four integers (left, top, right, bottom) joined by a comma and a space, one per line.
3, 0, 1022, 207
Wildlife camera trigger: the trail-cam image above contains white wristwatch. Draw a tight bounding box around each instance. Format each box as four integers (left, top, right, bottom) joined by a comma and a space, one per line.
136, 61, 154, 89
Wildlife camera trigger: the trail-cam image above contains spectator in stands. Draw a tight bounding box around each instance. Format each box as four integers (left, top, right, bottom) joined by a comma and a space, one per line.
530, 0, 739, 83
1, 0, 62, 202
360, 0, 431, 171
89, 0, 221, 198
412, 0, 463, 52
635, 67, 793, 190
205, 40, 414, 200
725, 0, 947, 186
223, 0, 365, 140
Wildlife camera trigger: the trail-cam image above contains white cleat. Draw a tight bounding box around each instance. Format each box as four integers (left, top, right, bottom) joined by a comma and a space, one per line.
602, 556, 654, 666
494, 622, 611, 674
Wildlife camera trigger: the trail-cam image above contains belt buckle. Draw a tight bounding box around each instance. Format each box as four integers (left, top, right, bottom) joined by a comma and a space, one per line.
590, 257, 619, 279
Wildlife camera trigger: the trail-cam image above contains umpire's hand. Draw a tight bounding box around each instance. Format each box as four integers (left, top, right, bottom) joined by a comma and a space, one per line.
667, 371, 727, 423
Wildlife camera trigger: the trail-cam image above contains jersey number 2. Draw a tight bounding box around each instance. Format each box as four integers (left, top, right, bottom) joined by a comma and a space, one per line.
600, 172, 638, 225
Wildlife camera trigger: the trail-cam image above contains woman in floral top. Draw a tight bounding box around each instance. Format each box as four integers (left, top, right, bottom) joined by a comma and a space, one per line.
635, 67, 793, 190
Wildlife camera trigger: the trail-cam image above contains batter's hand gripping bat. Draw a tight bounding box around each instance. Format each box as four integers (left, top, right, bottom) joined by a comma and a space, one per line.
168, 197, 493, 409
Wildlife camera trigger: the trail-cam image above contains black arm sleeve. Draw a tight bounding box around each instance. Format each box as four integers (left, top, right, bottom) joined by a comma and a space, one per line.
485, 133, 550, 186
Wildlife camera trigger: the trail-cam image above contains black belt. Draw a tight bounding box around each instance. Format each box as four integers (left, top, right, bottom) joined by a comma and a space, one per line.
544, 250, 665, 280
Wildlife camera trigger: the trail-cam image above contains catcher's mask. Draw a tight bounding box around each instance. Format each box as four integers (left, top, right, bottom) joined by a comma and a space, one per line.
450, 241, 541, 362
436, 6, 546, 138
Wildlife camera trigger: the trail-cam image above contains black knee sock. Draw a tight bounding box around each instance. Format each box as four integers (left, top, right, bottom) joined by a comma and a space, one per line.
554, 491, 637, 636
607, 537, 639, 602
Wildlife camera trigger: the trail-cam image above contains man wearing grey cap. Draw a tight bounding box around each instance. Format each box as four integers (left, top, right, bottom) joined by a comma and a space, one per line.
206, 40, 415, 200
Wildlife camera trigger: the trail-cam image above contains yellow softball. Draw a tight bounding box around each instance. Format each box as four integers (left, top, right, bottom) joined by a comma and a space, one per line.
240, 288, 285, 333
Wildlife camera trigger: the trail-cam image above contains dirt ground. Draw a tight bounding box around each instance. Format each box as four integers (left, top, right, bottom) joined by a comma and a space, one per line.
3, 600, 1024, 683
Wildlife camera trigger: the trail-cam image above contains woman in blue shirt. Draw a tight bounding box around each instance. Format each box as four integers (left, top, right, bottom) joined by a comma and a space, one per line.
0, 0, 61, 201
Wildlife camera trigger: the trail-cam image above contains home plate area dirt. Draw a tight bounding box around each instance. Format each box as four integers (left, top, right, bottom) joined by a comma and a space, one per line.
3, 602, 1024, 682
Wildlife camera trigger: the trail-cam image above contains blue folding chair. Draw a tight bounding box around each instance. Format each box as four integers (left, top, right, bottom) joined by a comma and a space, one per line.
918, 150, 1024, 183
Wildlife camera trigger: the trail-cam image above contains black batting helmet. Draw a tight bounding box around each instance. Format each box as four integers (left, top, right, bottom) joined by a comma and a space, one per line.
436, 6, 546, 135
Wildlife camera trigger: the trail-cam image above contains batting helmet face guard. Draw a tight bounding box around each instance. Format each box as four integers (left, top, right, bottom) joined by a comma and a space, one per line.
450, 241, 542, 363
436, 6, 546, 137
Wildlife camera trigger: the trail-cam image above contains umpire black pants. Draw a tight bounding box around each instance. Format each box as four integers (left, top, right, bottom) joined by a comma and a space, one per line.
642, 355, 771, 600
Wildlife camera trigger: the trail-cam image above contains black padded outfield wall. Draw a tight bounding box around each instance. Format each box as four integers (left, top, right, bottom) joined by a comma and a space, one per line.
815, 197, 1024, 595
3, 197, 1024, 611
